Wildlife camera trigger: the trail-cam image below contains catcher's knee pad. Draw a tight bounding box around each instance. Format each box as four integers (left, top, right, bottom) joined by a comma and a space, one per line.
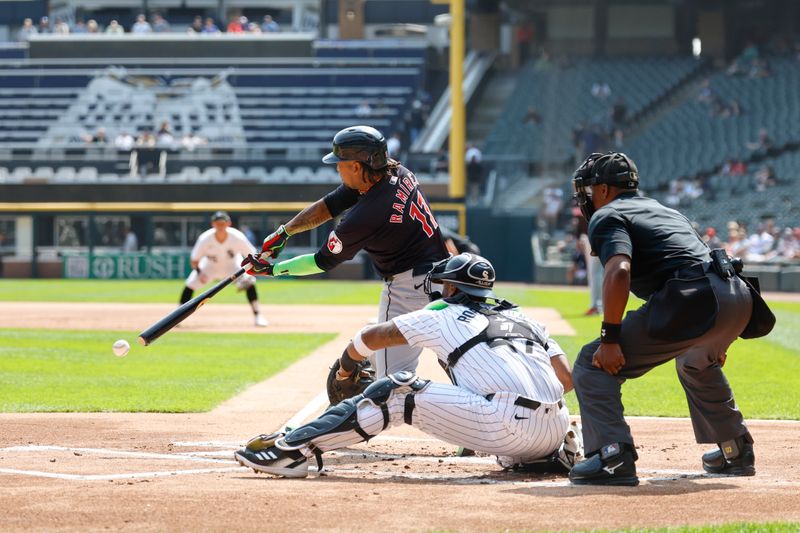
284, 372, 429, 447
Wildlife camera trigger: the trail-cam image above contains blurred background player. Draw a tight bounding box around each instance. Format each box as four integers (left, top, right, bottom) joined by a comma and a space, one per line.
180, 211, 268, 327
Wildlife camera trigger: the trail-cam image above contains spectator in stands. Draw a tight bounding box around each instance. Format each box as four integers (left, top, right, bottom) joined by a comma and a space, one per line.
746, 222, 776, 262
53, 18, 70, 35
202, 17, 220, 34
72, 19, 88, 34
514, 22, 533, 67
82, 127, 108, 145
696, 79, 714, 102
105, 20, 124, 34
247, 22, 262, 34
114, 131, 135, 152
523, 106, 542, 125
188, 16, 203, 33
354, 100, 372, 118
156, 121, 176, 148
386, 132, 402, 159
748, 57, 772, 79
466, 142, 484, 201
123, 227, 138, 252
261, 15, 280, 32
591, 82, 611, 100
746, 128, 773, 154
431, 148, 448, 174
38, 16, 51, 34
227, 17, 246, 33
727, 42, 759, 76
372, 98, 389, 116
725, 222, 749, 259
730, 159, 747, 176
16, 18, 37, 41
704, 227, 723, 250
181, 131, 207, 152
131, 14, 152, 33
152, 14, 171, 33
540, 186, 564, 234
768, 227, 800, 262
407, 98, 428, 146
87, 19, 100, 34
534, 50, 553, 72
754, 165, 777, 192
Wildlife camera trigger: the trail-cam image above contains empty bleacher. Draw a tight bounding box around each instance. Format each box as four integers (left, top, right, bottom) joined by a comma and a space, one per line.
483, 56, 705, 167
626, 58, 800, 187
0, 53, 426, 183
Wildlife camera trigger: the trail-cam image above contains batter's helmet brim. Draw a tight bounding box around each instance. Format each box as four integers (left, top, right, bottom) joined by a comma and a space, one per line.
322, 152, 341, 164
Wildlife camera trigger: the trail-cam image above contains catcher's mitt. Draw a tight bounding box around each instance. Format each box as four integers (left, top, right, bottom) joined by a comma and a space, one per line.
326, 357, 375, 405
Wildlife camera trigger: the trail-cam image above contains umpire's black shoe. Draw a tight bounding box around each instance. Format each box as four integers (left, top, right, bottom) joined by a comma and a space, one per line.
569, 442, 639, 486
702, 433, 755, 476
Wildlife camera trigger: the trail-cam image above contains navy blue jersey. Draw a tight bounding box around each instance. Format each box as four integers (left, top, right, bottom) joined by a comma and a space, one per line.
315, 165, 448, 277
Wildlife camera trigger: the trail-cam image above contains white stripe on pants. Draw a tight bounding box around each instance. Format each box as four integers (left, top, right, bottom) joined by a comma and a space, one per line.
310, 383, 569, 464
374, 269, 431, 377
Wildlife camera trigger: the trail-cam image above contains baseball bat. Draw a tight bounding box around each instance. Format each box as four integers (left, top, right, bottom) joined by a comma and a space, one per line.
138, 267, 249, 346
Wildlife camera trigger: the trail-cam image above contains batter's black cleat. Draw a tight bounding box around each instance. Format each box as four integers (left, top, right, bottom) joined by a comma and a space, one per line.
234, 432, 309, 478
569, 442, 639, 486
702, 433, 755, 476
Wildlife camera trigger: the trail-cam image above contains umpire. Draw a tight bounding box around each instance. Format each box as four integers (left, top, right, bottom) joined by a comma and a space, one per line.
567, 152, 773, 486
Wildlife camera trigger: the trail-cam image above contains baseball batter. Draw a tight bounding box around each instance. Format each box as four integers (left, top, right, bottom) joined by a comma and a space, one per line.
234, 254, 582, 478
180, 211, 268, 327
244, 125, 448, 376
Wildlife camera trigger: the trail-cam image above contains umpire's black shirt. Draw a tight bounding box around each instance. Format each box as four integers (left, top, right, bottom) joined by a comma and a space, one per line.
588, 192, 710, 299
314, 165, 448, 278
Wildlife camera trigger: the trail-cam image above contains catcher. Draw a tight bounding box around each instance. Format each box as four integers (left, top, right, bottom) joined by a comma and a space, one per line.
234, 253, 582, 478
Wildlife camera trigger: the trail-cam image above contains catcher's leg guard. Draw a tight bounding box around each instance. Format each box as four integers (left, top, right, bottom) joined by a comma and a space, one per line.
283, 371, 429, 453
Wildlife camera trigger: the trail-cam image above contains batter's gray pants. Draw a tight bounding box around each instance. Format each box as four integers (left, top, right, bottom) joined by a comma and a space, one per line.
374, 268, 431, 377
573, 272, 753, 453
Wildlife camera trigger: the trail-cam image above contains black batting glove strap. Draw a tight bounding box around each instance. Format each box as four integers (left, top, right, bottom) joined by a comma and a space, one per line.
241, 253, 274, 276
600, 322, 622, 344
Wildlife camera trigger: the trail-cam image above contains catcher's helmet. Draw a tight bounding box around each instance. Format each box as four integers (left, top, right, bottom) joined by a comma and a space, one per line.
322, 125, 389, 170
425, 253, 497, 299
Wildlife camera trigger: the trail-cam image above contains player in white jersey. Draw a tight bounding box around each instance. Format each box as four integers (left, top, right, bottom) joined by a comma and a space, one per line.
234, 253, 581, 478
179, 211, 268, 327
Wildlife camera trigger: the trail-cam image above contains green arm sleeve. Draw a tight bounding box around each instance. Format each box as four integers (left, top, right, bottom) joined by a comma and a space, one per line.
272, 253, 324, 277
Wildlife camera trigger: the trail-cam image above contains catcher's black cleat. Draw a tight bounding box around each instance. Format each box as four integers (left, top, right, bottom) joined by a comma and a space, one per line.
569, 442, 639, 486
702, 433, 755, 476
234, 432, 309, 478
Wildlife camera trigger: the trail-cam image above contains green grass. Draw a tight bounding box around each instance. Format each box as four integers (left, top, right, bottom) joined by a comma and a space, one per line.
0, 279, 383, 305
2, 279, 798, 419
0, 328, 334, 412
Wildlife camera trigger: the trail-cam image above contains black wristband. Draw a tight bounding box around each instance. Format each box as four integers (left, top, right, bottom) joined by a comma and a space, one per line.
340, 348, 359, 373
600, 322, 622, 344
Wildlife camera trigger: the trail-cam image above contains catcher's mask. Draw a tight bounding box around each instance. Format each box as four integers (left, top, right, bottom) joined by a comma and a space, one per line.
572, 151, 639, 221
423, 253, 497, 302
322, 125, 389, 170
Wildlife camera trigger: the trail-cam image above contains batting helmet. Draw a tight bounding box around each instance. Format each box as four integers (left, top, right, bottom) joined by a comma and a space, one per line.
424, 253, 497, 300
322, 125, 389, 170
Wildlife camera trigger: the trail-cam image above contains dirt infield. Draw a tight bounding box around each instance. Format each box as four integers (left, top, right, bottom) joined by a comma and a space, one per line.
2, 302, 799, 532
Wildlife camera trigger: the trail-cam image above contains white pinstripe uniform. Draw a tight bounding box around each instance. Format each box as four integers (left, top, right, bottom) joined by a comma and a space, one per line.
309, 300, 571, 465
184, 227, 256, 290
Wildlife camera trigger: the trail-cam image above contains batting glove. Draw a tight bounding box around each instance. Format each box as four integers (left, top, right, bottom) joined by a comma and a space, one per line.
241, 253, 274, 276
260, 225, 290, 259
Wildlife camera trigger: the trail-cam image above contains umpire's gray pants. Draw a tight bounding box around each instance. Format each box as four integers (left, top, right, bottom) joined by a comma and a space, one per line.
573, 272, 753, 453
374, 268, 431, 377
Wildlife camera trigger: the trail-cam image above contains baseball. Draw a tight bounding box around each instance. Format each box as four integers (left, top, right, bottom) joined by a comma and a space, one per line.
112, 339, 130, 357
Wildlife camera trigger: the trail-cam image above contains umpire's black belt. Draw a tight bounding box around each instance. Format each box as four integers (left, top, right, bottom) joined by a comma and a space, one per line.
383, 262, 434, 282
672, 260, 712, 279
485, 393, 563, 411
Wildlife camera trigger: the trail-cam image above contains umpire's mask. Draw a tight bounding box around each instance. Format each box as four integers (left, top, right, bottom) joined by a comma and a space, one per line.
572, 151, 639, 221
